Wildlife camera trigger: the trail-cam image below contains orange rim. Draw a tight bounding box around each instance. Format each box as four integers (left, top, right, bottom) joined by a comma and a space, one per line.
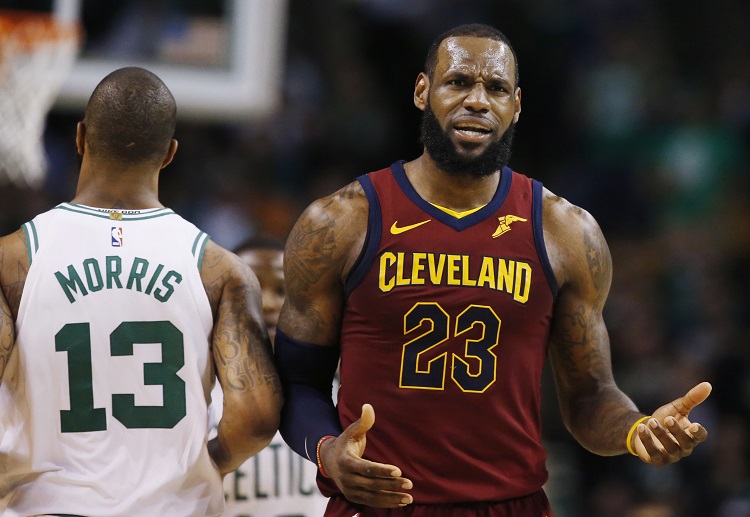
0, 10, 81, 50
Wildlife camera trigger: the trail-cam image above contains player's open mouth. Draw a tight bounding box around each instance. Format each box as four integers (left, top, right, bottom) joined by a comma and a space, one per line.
453, 123, 492, 141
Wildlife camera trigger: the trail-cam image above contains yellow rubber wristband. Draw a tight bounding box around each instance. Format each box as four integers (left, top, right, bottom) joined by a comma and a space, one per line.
626, 416, 651, 456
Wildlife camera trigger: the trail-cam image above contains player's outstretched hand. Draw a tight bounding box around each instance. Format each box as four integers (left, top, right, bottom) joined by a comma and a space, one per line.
632, 382, 712, 466
319, 403, 413, 508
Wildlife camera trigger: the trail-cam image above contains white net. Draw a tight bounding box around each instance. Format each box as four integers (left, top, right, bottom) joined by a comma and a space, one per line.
0, 11, 80, 187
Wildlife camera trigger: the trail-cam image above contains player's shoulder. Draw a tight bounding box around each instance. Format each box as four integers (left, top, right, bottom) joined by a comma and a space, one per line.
285, 178, 370, 279
0, 228, 29, 274
291, 179, 368, 248
541, 186, 610, 287
541, 186, 602, 237
200, 240, 258, 308
201, 240, 254, 281
305, 178, 368, 223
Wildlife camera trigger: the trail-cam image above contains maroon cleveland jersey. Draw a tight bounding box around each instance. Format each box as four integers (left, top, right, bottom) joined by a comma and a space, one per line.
320, 161, 558, 504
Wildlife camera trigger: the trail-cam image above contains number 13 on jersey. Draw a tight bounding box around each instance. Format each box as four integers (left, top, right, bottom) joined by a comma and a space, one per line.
55, 320, 187, 432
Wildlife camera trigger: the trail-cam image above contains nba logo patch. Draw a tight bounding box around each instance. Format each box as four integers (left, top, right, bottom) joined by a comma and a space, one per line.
111, 227, 123, 247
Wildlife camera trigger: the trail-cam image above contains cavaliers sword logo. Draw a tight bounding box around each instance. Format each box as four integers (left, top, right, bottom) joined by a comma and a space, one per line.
492, 215, 527, 238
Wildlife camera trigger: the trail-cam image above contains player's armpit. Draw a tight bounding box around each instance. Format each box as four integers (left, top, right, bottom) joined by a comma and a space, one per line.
202, 241, 282, 474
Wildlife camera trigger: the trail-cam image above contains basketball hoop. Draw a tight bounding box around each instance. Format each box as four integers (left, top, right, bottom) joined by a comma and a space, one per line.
0, 10, 81, 187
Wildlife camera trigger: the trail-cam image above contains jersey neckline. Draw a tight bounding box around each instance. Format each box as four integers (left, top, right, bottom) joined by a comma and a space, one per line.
390, 160, 513, 232
55, 203, 175, 220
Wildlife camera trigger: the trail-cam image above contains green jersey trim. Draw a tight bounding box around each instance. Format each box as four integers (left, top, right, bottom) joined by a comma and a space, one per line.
22, 221, 39, 264
192, 231, 211, 269
55, 203, 175, 221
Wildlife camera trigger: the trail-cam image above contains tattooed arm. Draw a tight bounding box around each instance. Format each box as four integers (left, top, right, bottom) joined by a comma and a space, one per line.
543, 189, 711, 464
277, 181, 368, 343
201, 240, 282, 475
0, 229, 29, 384
0, 280, 13, 383
277, 181, 414, 508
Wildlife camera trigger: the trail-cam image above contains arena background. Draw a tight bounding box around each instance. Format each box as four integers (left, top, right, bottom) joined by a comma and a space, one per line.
1, 1, 749, 515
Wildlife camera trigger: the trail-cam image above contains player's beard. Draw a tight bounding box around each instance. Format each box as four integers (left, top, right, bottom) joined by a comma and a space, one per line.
420, 104, 515, 178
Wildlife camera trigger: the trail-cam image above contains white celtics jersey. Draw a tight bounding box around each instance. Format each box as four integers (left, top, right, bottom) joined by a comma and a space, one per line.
0, 203, 223, 516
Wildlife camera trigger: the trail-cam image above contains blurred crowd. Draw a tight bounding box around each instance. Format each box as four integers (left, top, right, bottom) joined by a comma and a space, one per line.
1, 0, 749, 515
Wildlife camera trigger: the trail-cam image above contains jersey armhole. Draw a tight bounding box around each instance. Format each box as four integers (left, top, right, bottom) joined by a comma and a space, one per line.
192, 231, 211, 270
344, 174, 382, 295
532, 180, 559, 299
22, 220, 39, 265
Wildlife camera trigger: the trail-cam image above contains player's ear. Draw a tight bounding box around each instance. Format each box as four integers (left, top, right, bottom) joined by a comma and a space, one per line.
513, 87, 522, 123
414, 72, 429, 111
76, 122, 86, 156
160, 139, 178, 169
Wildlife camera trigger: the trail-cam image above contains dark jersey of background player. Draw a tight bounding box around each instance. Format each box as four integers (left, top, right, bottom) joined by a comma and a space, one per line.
274, 24, 711, 516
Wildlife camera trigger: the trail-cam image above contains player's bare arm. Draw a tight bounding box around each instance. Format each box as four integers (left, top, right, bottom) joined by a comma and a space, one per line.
278, 180, 414, 508
279, 180, 367, 343
543, 188, 710, 463
0, 277, 13, 384
201, 240, 282, 475
0, 229, 29, 318
0, 229, 28, 383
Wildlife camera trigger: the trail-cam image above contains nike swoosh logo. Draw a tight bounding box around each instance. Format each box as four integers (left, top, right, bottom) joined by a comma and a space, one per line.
390, 219, 431, 234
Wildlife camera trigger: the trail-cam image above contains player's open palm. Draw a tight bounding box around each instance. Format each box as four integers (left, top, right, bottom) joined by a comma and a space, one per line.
632, 382, 712, 466
320, 403, 413, 508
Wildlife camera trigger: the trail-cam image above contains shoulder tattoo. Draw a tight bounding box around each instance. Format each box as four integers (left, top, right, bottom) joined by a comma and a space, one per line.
285, 204, 339, 293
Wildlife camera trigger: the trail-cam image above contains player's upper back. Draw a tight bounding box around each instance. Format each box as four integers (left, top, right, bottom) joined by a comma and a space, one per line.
1, 203, 223, 516
21, 203, 210, 309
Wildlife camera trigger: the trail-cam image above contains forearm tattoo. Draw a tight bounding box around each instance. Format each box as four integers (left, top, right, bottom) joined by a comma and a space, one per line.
204, 249, 281, 396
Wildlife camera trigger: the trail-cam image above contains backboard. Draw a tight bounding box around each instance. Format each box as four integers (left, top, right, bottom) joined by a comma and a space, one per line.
51, 0, 288, 122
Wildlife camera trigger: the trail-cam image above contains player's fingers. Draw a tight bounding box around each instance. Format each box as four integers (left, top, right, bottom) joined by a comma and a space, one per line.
686, 422, 709, 443
362, 459, 408, 479
636, 422, 666, 464
341, 483, 413, 508
337, 460, 413, 508
361, 403, 375, 429
350, 403, 375, 439
343, 470, 413, 491
661, 416, 710, 450
645, 418, 681, 456
674, 382, 712, 414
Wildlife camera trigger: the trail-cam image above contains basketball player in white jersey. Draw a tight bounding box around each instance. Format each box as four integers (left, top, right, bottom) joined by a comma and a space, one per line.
0, 67, 283, 516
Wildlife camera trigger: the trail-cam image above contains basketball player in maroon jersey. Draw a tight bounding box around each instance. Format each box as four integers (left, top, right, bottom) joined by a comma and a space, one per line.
274, 24, 712, 516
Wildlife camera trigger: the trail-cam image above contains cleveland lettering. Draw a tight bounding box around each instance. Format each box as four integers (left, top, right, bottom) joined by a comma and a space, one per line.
378, 251, 532, 303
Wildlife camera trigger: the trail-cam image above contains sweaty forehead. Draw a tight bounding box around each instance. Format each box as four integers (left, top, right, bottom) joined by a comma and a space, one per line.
437, 36, 514, 79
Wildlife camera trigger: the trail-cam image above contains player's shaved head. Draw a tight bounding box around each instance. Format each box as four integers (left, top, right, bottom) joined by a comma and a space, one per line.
83, 67, 176, 165
424, 23, 519, 87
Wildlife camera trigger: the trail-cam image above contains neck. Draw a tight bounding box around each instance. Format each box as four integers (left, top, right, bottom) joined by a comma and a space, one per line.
72, 159, 163, 210
403, 154, 501, 211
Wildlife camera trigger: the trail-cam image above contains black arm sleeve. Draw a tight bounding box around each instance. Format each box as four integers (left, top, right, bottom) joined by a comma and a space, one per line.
274, 328, 342, 463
